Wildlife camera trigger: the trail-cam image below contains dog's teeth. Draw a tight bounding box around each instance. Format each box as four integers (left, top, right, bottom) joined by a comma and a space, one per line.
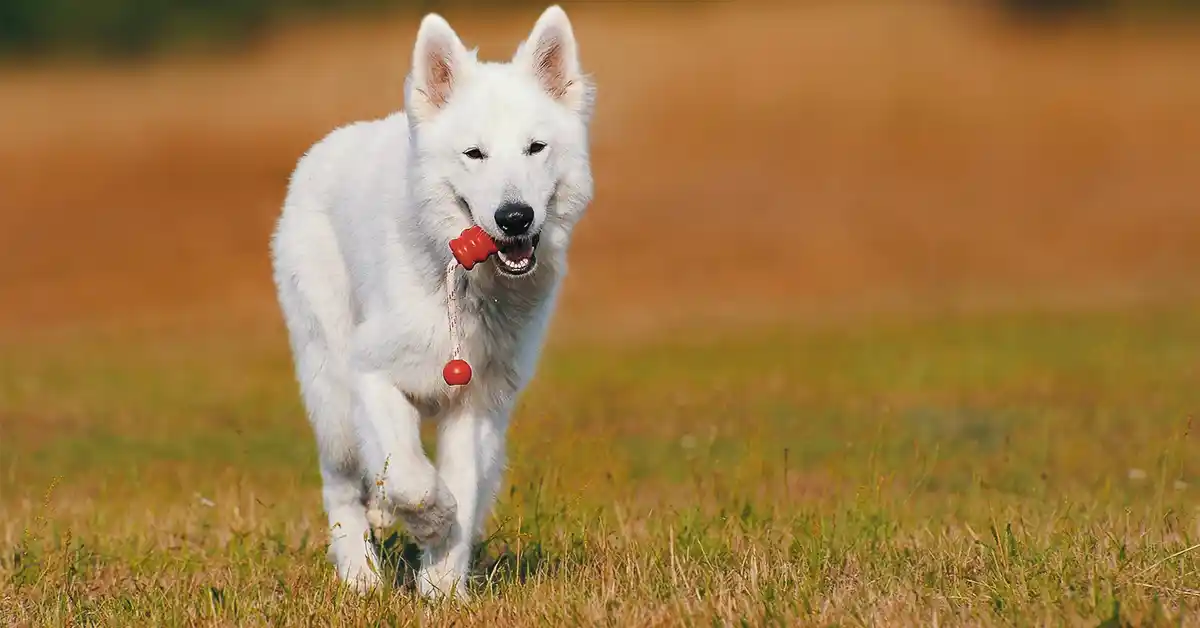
495, 243, 534, 273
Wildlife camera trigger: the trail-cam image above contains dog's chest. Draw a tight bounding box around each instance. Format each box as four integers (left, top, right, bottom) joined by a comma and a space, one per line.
406, 280, 551, 414
456, 290, 540, 375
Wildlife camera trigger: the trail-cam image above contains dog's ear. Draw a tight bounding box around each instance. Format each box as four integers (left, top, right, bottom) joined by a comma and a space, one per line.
515, 6, 593, 117
407, 13, 471, 122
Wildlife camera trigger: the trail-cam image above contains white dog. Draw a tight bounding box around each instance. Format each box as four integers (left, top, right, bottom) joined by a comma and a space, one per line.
269, 5, 594, 598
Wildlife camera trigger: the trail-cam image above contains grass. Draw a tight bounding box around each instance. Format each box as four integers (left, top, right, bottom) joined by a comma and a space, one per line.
2, 306, 1200, 625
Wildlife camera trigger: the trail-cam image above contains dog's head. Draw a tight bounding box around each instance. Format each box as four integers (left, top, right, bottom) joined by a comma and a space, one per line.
404, 6, 595, 278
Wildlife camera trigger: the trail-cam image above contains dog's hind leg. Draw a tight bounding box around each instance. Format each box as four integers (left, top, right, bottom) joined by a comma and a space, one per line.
416, 405, 508, 600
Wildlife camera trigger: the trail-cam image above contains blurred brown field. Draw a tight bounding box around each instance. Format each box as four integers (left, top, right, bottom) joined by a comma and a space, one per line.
1, 0, 1198, 340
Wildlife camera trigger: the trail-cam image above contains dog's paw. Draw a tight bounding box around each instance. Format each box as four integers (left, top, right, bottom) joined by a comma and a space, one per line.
416, 564, 472, 602
331, 547, 383, 596
372, 462, 457, 546
341, 566, 383, 596
396, 476, 457, 547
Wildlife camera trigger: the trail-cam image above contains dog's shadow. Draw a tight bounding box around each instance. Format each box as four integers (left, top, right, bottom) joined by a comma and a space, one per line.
372, 530, 423, 592
371, 529, 561, 595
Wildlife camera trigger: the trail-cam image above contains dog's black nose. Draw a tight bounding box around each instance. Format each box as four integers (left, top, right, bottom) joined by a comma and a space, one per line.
494, 202, 535, 236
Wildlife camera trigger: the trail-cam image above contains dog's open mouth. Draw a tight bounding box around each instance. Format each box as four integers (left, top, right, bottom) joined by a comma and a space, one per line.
494, 235, 539, 276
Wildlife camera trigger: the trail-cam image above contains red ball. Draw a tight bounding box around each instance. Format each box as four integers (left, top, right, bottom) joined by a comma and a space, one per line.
443, 359, 472, 386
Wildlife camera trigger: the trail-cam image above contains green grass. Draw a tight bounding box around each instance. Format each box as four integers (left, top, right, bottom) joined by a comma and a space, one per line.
2, 307, 1200, 625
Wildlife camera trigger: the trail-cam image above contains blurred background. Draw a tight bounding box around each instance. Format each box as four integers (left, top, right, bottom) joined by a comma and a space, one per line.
0, 0, 1198, 342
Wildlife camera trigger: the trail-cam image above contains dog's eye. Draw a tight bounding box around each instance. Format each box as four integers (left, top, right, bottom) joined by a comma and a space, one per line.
527, 141, 546, 155
463, 148, 486, 160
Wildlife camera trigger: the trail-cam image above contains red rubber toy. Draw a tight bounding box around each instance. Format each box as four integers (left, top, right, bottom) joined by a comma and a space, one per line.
443, 359, 472, 386
449, 226, 498, 270
443, 226, 496, 387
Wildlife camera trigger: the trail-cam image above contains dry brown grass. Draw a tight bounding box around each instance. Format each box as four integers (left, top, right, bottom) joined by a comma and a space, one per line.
3, 310, 1200, 626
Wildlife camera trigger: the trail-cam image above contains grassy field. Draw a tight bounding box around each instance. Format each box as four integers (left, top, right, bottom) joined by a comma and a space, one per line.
2, 307, 1200, 625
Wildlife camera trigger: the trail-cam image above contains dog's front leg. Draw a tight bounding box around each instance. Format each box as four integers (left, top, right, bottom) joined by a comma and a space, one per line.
416, 404, 509, 600
353, 370, 457, 551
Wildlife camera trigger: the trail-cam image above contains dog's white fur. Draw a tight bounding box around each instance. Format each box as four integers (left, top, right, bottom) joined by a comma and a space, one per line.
269, 6, 594, 599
